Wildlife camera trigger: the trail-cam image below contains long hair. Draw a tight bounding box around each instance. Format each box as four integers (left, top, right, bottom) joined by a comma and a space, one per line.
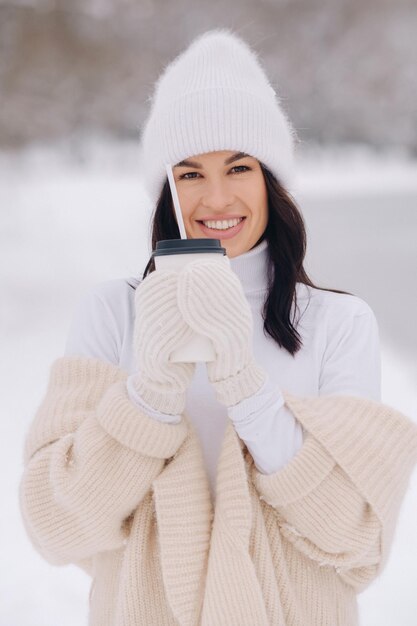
128, 163, 353, 356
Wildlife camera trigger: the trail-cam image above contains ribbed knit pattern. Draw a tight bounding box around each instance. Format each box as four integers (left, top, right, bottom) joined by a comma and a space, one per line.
23, 355, 126, 465
257, 392, 417, 587
20, 357, 188, 571
20, 357, 417, 625
133, 269, 196, 414
140, 28, 296, 205
177, 259, 267, 406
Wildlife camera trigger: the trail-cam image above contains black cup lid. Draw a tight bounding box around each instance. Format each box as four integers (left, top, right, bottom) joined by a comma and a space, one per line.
152, 238, 226, 256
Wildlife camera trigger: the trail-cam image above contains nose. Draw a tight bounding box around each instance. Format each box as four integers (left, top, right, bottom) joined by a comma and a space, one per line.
201, 179, 235, 210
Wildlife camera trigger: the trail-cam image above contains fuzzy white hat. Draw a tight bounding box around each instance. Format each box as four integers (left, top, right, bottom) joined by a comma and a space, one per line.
139, 28, 297, 206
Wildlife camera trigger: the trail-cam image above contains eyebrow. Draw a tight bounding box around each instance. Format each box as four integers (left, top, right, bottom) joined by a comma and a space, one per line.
173, 151, 250, 169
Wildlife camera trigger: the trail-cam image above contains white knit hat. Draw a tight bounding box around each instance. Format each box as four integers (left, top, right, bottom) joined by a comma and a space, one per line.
140, 28, 297, 206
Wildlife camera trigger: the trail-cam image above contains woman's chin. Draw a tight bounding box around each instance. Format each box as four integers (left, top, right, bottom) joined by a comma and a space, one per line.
221, 240, 246, 258
187, 228, 251, 257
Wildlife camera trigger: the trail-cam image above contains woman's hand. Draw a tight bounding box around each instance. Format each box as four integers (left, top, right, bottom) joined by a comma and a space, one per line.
133, 270, 196, 415
177, 259, 267, 406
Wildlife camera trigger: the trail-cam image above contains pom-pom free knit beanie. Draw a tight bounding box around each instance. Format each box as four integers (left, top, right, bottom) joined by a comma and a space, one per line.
140, 28, 297, 206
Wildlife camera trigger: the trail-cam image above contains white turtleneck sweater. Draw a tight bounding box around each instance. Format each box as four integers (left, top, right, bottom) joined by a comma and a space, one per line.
64, 239, 381, 502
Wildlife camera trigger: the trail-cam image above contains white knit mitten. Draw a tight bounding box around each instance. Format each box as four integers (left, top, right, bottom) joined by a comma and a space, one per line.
133, 270, 196, 414
177, 260, 267, 406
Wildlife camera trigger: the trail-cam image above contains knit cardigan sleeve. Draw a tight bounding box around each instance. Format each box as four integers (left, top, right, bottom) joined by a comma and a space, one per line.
19, 356, 188, 567
251, 393, 417, 592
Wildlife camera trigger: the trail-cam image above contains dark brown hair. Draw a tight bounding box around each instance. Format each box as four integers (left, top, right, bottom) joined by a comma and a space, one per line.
128, 163, 352, 356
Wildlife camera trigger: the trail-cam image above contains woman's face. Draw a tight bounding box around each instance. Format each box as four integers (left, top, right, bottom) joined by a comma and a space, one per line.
172, 150, 268, 258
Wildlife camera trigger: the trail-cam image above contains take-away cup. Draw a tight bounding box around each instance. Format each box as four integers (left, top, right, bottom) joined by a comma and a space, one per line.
152, 238, 229, 362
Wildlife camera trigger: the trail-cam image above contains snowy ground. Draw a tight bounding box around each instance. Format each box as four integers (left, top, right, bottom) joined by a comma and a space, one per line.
1, 139, 417, 626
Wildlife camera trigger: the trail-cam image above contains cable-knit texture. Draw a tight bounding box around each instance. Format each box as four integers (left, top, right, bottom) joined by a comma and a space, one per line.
133, 269, 196, 414
20, 357, 417, 625
177, 259, 267, 406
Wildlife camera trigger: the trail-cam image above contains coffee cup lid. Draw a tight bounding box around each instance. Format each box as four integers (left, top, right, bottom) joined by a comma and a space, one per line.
152, 238, 226, 256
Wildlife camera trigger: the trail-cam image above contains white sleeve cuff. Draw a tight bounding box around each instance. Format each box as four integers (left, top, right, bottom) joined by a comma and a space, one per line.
228, 373, 304, 475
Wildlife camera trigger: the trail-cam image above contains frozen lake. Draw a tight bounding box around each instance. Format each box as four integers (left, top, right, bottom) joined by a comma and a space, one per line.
1, 141, 416, 625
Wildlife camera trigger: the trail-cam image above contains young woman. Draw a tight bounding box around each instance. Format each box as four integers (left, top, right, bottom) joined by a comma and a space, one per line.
20, 29, 417, 626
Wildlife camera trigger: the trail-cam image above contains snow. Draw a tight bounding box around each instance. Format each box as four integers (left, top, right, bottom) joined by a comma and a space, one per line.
1, 138, 417, 625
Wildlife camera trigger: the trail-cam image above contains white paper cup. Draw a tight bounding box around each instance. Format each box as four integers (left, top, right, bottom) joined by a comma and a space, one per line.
152, 238, 229, 362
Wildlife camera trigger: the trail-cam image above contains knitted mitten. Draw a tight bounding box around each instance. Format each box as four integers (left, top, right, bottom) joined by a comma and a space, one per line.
133, 269, 196, 414
177, 259, 267, 406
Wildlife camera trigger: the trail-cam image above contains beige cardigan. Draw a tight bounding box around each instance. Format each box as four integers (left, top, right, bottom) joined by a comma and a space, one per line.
20, 357, 417, 626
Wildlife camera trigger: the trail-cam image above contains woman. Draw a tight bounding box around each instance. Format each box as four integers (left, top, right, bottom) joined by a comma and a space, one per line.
20, 29, 417, 626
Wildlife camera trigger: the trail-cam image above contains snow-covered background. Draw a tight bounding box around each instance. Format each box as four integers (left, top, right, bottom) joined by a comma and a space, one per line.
1, 139, 417, 625
2, 1, 417, 152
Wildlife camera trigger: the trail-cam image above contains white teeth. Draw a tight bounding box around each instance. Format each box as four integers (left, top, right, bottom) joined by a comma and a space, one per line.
202, 217, 243, 230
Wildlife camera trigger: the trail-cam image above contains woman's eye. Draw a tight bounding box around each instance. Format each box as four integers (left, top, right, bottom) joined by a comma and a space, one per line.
179, 172, 199, 180
230, 165, 250, 174
178, 165, 251, 180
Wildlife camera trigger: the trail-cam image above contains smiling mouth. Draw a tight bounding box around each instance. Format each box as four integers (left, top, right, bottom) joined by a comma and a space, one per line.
196, 216, 246, 232
196, 216, 247, 239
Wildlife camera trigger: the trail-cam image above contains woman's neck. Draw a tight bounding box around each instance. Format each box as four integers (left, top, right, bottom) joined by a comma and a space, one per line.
229, 239, 269, 294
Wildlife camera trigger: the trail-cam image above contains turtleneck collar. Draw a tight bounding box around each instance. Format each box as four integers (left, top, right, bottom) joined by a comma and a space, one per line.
229, 238, 269, 294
